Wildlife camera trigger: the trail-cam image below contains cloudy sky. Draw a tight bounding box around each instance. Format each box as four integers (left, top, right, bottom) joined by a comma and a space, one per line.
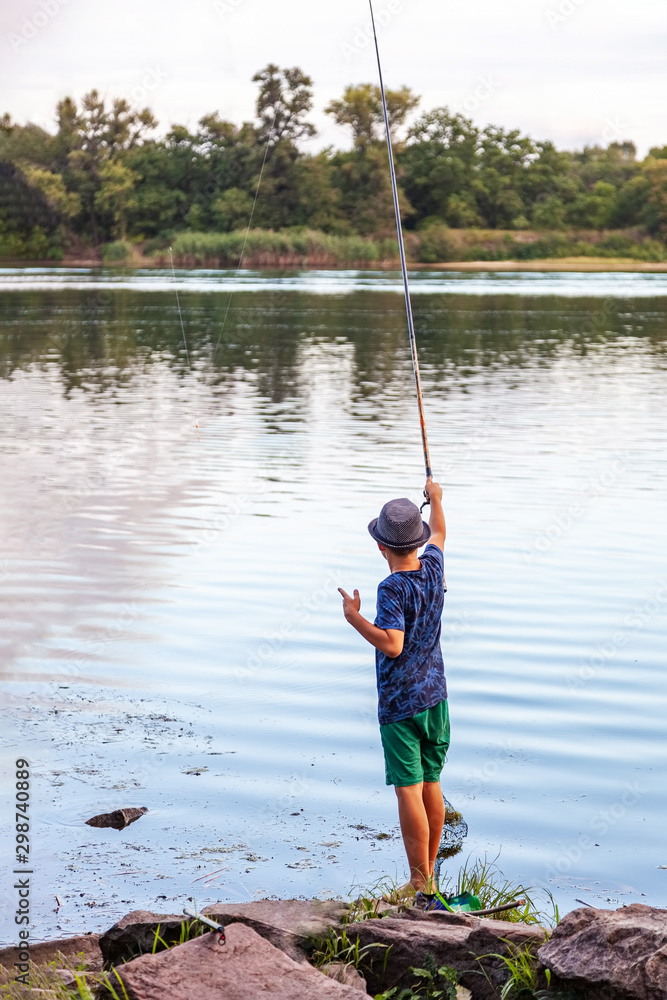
1, 0, 665, 155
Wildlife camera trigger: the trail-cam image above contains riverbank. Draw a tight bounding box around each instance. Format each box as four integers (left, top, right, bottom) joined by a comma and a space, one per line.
412, 257, 667, 272
5, 255, 667, 273
1, 898, 666, 999
21, 224, 659, 271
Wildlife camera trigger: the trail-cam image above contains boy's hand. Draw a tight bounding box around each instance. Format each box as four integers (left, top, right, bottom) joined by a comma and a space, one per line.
338, 587, 361, 621
338, 587, 404, 657
425, 477, 446, 550
425, 477, 443, 503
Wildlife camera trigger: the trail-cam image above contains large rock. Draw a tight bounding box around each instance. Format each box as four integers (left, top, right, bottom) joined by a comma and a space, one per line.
0, 934, 101, 971
114, 923, 368, 999
348, 908, 547, 1000
99, 910, 186, 967
99, 898, 349, 967
204, 899, 350, 962
538, 903, 667, 1000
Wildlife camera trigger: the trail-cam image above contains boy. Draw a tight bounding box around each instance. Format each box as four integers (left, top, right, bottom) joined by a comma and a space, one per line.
338, 478, 448, 907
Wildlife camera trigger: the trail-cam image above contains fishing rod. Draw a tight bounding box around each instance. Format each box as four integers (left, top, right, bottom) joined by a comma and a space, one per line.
368, 0, 432, 502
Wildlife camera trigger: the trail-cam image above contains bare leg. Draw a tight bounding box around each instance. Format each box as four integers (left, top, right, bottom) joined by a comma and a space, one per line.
422, 782, 445, 881
395, 783, 430, 891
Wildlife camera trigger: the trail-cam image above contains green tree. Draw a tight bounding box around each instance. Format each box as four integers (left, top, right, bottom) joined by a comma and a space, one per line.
212, 187, 254, 231
250, 65, 322, 230
574, 141, 638, 189
472, 125, 536, 228
94, 161, 138, 239
60, 90, 156, 242
565, 180, 618, 229
0, 118, 59, 169
324, 83, 418, 234
252, 64, 316, 148
19, 164, 81, 219
0, 161, 62, 259
328, 145, 411, 236
325, 83, 419, 149
532, 195, 567, 230
641, 156, 667, 237
291, 151, 341, 231
402, 107, 480, 226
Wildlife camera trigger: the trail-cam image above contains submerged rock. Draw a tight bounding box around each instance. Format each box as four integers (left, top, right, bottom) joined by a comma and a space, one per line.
86, 807, 148, 830
538, 903, 667, 1000
113, 924, 368, 999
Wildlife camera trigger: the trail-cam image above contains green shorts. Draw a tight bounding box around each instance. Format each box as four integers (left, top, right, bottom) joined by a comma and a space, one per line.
380, 700, 450, 787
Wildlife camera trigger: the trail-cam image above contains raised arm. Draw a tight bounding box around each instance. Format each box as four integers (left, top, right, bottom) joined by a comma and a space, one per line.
425, 478, 446, 551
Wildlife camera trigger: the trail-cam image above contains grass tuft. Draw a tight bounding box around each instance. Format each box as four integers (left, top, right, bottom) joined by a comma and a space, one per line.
438, 855, 559, 927
479, 940, 554, 1000
347, 856, 558, 928
312, 927, 390, 976
158, 228, 398, 268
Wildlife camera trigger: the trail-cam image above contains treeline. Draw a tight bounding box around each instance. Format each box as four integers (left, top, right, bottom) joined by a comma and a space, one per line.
1, 63, 666, 263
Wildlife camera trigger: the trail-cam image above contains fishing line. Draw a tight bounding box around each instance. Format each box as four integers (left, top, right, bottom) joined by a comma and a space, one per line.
212, 105, 280, 363
169, 245, 199, 437
368, 0, 433, 499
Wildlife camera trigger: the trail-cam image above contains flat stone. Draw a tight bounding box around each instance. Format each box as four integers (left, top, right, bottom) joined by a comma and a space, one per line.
114, 923, 368, 999
538, 903, 667, 1000
348, 910, 547, 999
0, 933, 101, 971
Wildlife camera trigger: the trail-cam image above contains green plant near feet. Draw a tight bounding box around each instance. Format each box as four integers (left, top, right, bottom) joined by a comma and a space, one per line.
374, 953, 459, 1000
312, 926, 390, 975
347, 874, 416, 922
348, 858, 559, 929
438, 856, 559, 928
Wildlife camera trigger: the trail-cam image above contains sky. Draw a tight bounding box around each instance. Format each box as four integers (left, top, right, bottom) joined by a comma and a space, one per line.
1, 0, 666, 156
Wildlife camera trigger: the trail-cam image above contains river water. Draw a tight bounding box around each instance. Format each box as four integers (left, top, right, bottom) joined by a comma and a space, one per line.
1, 267, 666, 944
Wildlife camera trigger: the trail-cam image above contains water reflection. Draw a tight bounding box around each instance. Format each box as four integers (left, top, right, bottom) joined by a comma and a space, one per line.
2, 290, 666, 399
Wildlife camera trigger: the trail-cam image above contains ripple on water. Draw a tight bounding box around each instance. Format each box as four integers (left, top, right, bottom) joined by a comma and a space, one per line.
1, 276, 666, 941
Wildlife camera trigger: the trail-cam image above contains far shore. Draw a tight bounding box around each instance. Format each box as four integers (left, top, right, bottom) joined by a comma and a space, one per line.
3, 255, 667, 274
410, 257, 667, 273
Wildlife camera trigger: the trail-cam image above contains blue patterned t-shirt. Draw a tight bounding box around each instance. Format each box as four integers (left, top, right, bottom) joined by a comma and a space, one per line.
374, 544, 447, 725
